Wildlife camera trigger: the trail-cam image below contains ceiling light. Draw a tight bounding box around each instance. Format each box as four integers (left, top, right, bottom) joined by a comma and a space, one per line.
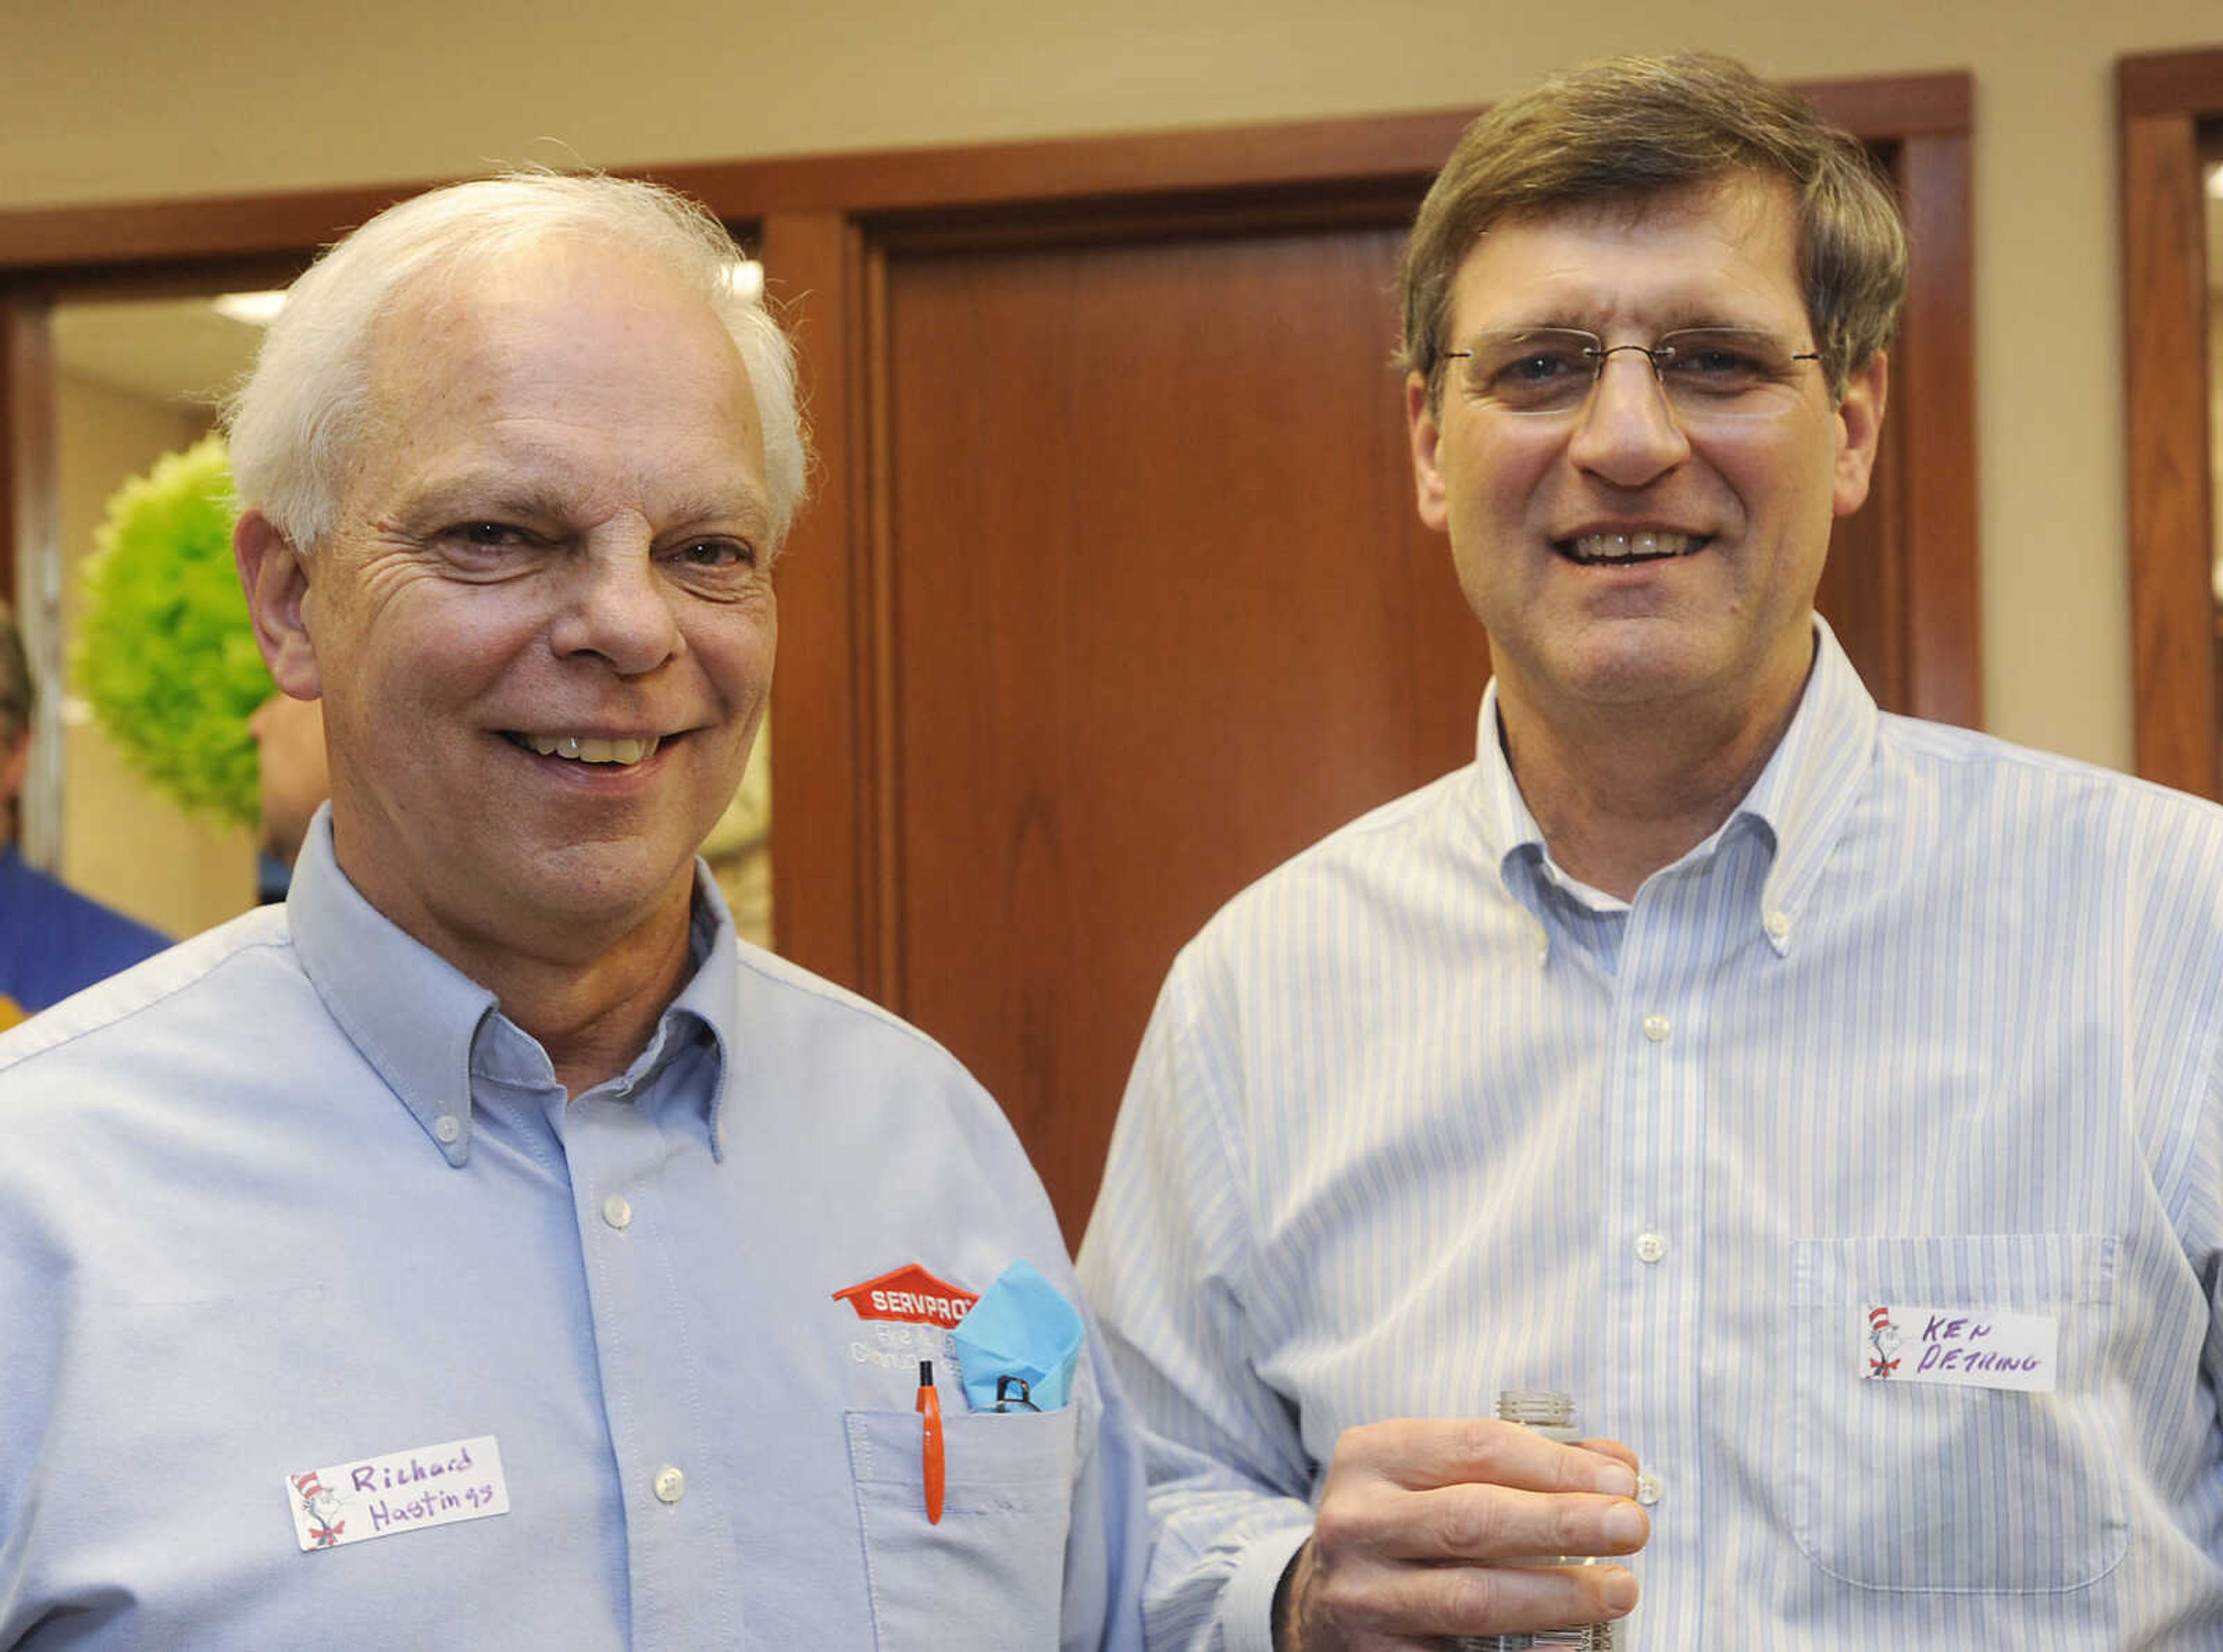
213, 290, 287, 326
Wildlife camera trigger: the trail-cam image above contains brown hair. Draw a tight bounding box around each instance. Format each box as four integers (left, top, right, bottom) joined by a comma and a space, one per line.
1400, 52, 1906, 408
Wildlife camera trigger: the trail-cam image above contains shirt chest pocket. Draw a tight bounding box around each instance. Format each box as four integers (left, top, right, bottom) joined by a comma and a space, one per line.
1787, 1233, 2126, 1594
845, 1403, 1081, 1651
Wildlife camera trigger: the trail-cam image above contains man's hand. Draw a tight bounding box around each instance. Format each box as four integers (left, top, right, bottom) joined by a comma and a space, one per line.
1273, 1418, 1648, 1651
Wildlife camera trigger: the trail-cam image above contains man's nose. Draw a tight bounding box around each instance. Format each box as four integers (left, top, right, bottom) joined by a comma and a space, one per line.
550, 538, 684, 674
1566, 351, 1692, 487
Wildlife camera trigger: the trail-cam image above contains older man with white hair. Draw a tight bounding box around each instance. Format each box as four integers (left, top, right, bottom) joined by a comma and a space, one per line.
0, 173, 1142, 1650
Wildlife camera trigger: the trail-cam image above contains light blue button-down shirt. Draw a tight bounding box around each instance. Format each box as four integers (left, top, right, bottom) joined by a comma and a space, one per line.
0, 813, 1144, 1650
1079, 621, 2223, 1650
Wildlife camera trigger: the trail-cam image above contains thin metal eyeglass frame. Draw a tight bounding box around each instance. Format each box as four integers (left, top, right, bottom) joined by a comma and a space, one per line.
1440, 328, 1824, 422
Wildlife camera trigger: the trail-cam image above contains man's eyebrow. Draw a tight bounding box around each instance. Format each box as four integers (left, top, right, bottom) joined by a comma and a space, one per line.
661, 488, 773, 533
390, 473, 579, 526
1465, 306, 1779, 337
387, 475, 771, 532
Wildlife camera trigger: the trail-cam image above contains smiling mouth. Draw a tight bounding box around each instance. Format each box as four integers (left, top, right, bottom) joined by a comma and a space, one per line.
502, 732, 663, 765
1560, 531, 1705, 566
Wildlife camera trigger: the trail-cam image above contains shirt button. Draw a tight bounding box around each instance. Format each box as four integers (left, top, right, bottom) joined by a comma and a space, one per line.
1765, 910, 1792, 941
1642, 1014, 1671, 1042
432, 1113, 462, 1145
1636, 1472, 1663, 1506
1634, 1231, 1668, 1264
603, 1194, 633, 1231
653, 1466, 685, 1504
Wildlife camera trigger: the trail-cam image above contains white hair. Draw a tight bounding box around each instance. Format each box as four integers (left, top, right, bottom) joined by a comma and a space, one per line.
225, 171, 809, 549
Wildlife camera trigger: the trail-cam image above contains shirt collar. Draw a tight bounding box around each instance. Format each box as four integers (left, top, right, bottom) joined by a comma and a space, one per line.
1730, 614, 1878, 940
287, 807, 739, 1165
1469, 615, 1877, 952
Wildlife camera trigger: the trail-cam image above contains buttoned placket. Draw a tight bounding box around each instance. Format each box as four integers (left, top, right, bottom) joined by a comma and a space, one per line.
1593, 829, 1784, 1649
551, 1033, 742, 1650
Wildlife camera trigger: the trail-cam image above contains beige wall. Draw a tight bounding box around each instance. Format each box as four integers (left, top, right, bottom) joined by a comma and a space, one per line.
4, 0, 2221, 772
54, 373, 256, 937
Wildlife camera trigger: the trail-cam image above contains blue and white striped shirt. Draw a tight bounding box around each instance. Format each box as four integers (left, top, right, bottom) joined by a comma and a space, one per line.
1079, 621, 2223, 1649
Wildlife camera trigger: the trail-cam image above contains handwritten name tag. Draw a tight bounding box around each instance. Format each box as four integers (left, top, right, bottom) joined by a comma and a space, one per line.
286, 1434, 510, 1552
1860, 1305, 2058, 1393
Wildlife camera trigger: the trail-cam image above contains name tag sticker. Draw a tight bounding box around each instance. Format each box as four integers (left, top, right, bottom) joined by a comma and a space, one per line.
1861, 1305, 2058, 1392
286, 1434, 509, 1552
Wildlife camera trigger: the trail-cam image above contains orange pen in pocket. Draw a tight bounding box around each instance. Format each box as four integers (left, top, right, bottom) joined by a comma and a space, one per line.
916, 1360, 945, 1525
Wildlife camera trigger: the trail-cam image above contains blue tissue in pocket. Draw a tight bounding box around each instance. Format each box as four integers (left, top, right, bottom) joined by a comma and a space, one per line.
951, 1258, 1084, 1413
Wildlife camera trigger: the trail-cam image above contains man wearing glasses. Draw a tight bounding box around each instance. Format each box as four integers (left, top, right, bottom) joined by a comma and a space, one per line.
1080, 52, 2223, 1649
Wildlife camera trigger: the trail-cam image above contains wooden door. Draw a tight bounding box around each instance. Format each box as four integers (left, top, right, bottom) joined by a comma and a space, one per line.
881, 220, 1481, 1240
2117, 49, 2223, 796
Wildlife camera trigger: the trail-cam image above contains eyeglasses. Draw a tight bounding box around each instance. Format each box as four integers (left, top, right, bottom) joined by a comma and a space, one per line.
1442, 327, 1823, 422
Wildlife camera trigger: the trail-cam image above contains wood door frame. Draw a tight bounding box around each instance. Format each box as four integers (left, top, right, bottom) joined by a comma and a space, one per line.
2118, 46, 2223, 796
0, 75, 1977, 998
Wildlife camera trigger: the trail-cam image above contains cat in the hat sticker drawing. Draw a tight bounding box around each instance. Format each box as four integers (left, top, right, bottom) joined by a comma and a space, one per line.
1866, 1306, 1903, 1378
292, 1470, 348, 1549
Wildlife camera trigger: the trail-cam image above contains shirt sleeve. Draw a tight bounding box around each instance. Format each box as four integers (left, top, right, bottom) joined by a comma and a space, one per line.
2192, 978, 2223, 1462
1061, 1312, 1152, 1652
2130, 814, 2223, 1561
1078, 952, 1320, 1652
0, 1232, 43, 1641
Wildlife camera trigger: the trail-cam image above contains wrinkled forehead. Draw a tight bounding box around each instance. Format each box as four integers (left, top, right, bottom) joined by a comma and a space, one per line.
1480, 171, 1796, 263
361, 239, 755, 432
1446, 172, 1806, 329
384, 236, 684, 335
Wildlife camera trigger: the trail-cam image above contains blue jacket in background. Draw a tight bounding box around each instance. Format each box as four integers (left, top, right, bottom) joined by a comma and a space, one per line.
0, 842, 169, 1024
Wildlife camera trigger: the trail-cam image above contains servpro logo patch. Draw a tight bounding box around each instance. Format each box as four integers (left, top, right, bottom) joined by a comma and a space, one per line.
833, 1264, 980, 1327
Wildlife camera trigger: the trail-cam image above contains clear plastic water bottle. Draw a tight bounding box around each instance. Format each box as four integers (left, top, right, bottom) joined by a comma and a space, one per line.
1446, 1391, 1616, 1651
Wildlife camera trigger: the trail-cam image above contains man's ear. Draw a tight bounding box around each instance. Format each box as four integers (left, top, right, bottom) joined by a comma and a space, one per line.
1406, 371, 1450, 532
1831, 351, 1889, 519
234, 509, 322, 698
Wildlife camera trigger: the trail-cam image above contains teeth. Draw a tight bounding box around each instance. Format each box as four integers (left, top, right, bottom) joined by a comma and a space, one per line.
522, 733, 660, 764
1568, 531, 1699, 563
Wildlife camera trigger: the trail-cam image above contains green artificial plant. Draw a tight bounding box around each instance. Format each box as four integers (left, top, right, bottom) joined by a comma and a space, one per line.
73, 434, 270, 827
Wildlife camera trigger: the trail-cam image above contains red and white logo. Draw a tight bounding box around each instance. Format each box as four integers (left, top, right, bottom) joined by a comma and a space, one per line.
833, 1264, 980, 1327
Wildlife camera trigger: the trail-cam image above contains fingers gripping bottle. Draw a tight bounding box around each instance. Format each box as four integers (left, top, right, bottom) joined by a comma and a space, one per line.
1447, 1391, 1616, 1651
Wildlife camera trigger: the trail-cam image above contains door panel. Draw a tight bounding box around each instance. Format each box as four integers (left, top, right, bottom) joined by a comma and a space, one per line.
884, 225, 1481, 1238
